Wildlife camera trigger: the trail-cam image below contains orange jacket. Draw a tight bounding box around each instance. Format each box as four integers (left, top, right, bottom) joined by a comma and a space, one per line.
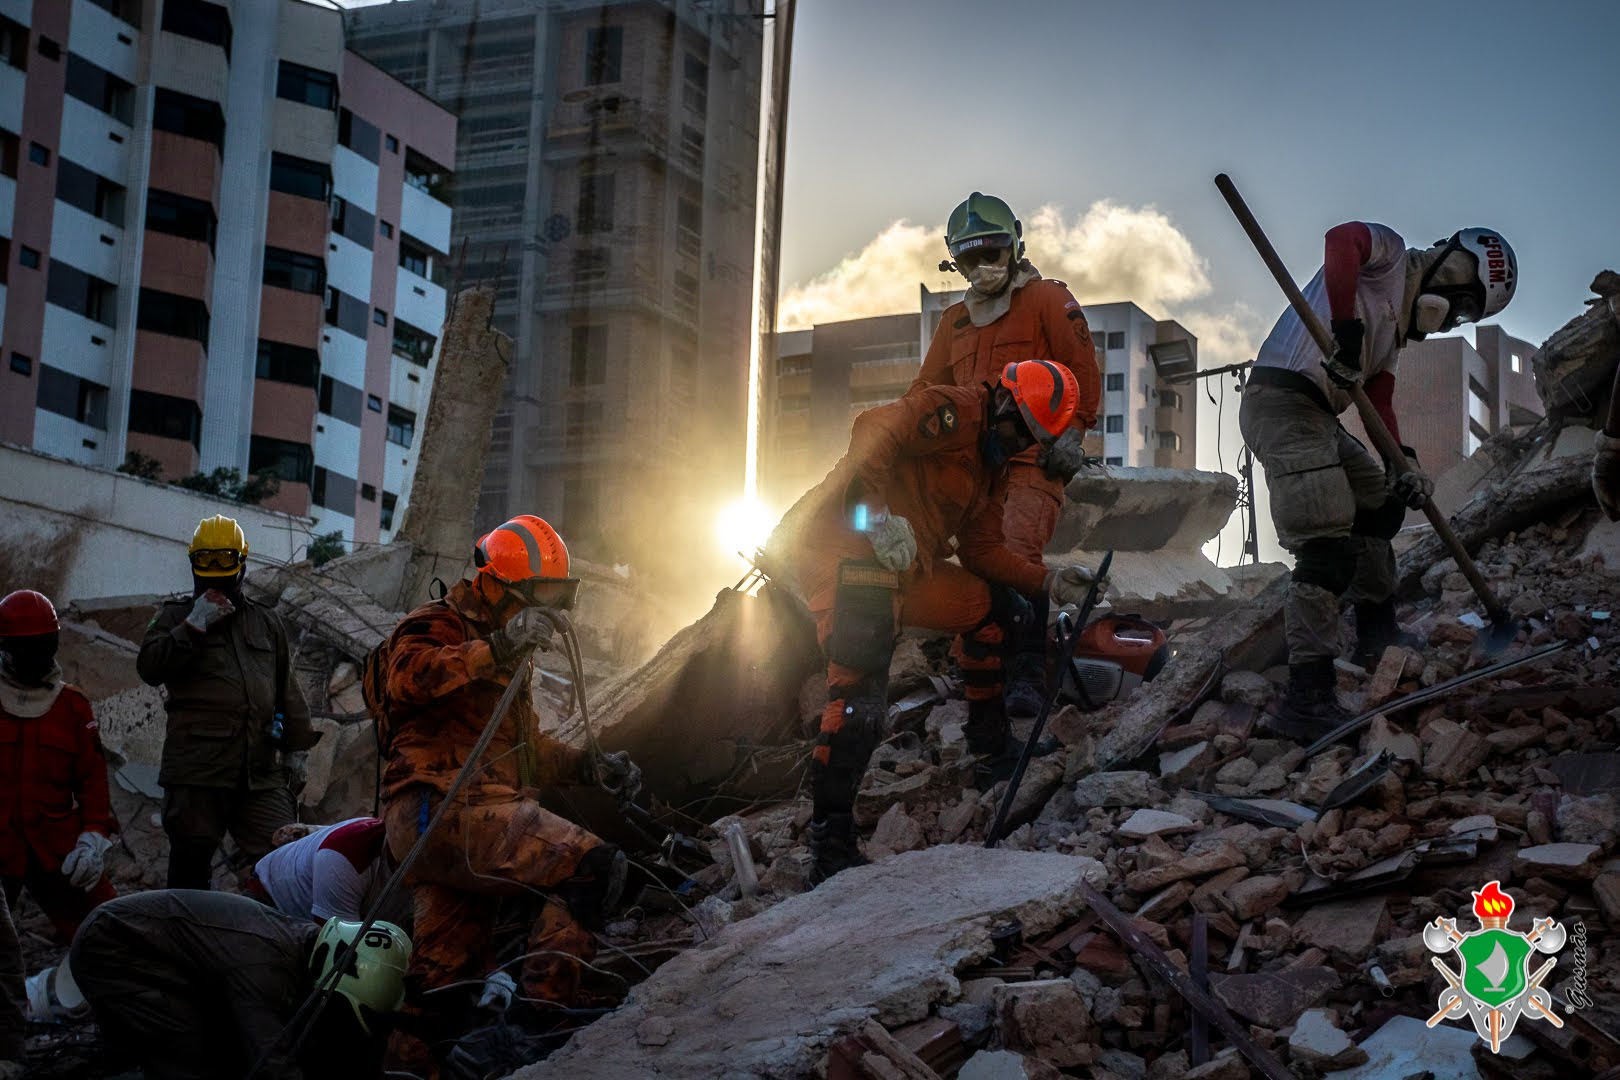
795, 384, 1048, 596
0, 683, 114, 876
912, 277, 1101, 432
366, 581, 591, 802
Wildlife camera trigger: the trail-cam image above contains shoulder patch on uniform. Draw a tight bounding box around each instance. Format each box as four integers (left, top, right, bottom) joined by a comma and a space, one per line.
938, 404, 958, 433
917, 410, 942, 439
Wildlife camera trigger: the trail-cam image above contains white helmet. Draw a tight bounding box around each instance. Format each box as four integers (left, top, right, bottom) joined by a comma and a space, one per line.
309, 918, 412, 1034
1449, 228, 1517, 318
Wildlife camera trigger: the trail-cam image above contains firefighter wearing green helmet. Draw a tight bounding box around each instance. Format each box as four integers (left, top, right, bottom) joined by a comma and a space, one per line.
912, 192, 1102, 772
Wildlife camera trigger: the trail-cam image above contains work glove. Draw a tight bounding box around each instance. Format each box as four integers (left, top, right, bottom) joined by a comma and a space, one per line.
1044, 564, 1100, 606
1595, 431, 1620, 522
1389, 446, 1433, 509
184, 589, 235, 633
595, 750, 643, 806
60, 831, 113, 891
559, 844, 628, 930
1039, 427, 1088, 483
1325, 318, 1365, 390
866, 514, 917, 574
489, 607, 556, 669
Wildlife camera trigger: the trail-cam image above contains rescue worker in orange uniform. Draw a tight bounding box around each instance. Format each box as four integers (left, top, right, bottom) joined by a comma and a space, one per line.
772, 361, 1100, 882
364, 515, 641, 1077
913, 193, 1102, 741
0, 590, 117, 943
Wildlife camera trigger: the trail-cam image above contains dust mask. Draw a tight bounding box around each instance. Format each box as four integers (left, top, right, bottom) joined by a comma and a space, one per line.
965, 264, 1010, 296
1412, 294, 1450, 337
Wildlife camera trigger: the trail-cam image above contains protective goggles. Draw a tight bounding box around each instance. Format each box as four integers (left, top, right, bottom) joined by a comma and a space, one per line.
948, 233, 1013, 259
189, 548, 244, 575
509, 576, 581, 611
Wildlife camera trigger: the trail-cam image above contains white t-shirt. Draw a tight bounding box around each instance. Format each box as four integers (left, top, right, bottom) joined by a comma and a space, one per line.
254, 816, 388, 922
1254, 222, 1409, 415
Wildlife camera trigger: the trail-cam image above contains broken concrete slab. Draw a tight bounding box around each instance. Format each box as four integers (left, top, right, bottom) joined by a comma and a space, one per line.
1210, 966, 1338, 1029
1070, 771, 1165, 810
1293, 897, 1388, 962
512, 847, 1102, 1080
1288, 1009, 1366, 1070
1116, 809, 1199, 842
957, 1049, 1061, 1080
1321, 1014, 1525, 1080
1513, 842, 1603, 881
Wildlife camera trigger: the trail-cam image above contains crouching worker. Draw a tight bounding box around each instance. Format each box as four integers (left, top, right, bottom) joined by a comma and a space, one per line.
768, 361, 1098, 884
251, 816, 411, 928
366, 515, 642, 1078
71, 889, 409, 1079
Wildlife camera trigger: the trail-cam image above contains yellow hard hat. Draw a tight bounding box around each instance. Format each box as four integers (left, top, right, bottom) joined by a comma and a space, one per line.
189, 514, 248, 577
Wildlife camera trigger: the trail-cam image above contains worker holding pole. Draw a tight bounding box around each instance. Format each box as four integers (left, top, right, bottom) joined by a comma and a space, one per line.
1238, 220, 1517, 739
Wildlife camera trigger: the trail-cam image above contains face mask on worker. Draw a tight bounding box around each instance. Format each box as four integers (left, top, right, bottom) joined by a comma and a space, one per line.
192, 572, 243, 604
955, 242, 1013, 296
1407, 246, 1485, 341
1, 633, 60, 685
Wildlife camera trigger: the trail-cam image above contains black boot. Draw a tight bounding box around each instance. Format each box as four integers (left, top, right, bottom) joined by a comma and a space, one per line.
1352, 599, 1422, 669
1265, 659, 1351, 742
1002, 649, 1046, 723
807, 812, 866, 885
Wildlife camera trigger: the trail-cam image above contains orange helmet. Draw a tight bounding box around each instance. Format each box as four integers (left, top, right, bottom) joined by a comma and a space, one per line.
473, 514, 579, 609
1000, 359, 1079, 445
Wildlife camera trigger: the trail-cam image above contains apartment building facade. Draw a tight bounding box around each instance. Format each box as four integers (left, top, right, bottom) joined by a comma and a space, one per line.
347, 0, 767, 571
0, 0, 454, 546
763, 291, 1198, 506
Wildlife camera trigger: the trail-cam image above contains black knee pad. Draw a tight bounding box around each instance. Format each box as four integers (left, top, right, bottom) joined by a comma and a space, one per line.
985, 583, 1035, 636
825, 562, 898, 670
1353, 495, 1407, 541
1293, 536, 1356, 595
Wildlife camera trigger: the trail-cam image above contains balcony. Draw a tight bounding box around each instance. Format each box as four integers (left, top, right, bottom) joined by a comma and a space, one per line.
59, 97, 131, 183
394, 271, 446, 340
400, 181, 452, 256
42, 305, 117, 386
332, 146, 378, 214
71, 0, 141, 83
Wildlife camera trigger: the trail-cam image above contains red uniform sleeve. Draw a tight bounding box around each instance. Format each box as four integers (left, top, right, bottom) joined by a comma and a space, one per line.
1364, 370, 1401, 445
71, 692, 115, 837
909, 308, 960, 394
1324, 222, 1373, 322
530, 734, 594, 788
955, 481, 1049, 596
846, 388, 967, 510
385, 611, 500, 706
1038, 282, 1101, 431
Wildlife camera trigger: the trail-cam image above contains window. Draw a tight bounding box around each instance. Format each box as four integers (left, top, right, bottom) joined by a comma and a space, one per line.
86, 0, 140, 24
571, 247, 609, 285
1159, 389, 1182, 410
36, 365, 108, 428
1105, 331, 1124, 350
318, 375, 363, 424
398, 234, 432, 278
19, 245, 40, 269
269, 152, 330, 202
337, 108, 379, 162
565, 401, 603, 438
330, 197, 374, 250
28, 142, 50, 166
385, 134, 399, 153
65, 55, 135, 124
379, 221, 393, 239
1105, 372, 1124, 392
138, 287, 210, 343
386, 404, 415, 447
1104, 414, 1124, 433
0, 129, 17, 177
1105, 456, 1123, 466
570, 325, 607, 386
578, 172, 614, 233
47, 261, 117, 324
1157, 431, 1181, 451
1, 14, 28, 70
392, 319, 435, 366
403, 148, 450, 201
145, 189, 216, 248
9, 353, 31, 375
380, 491, 398, 530
57, 159, 126, 224
249, 435, 312, 485
372, 308, 388, 327
584, 26, 622, 85
326, 289, 368, 337
153, 88, 225, 152
367, 393, 382, 412
683, 53, 708, 113
1510, 352, 1522, 374
678, 125, 703, 170
673, 270, 698, 308
255, 339, 320, 388
263, 246, 326, 295
127, 389, 201, 447
311, 466, 356, 513
162, 0, 232, 57
277, 61, 337, 111
37, 36, 60, 61
360, 483, 376, 502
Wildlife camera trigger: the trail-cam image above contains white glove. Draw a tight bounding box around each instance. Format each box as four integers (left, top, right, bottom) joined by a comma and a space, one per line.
489, 606, 556, 668
184, 588, 235, 633
60, 831, 113, 890
867, 514, 917, 573
1595, 431, 1620, 522
596, 751, 643, 805
1040, 427, 1088, 482
1389, 447, 1434, 510
1045, 564, 1099, 606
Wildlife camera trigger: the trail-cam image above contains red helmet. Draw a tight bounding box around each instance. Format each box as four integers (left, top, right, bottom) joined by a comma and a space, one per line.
1000, 359, 1079, 444
473, 515, 579, 609
0, 590, 60, 637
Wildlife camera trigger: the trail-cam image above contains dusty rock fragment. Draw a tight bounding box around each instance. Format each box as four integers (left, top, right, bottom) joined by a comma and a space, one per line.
992, 979, 1096, 1067
1220, 670, 1273, 708
1513, 842, 1602, 881
1420, 717, 1490, 785
1594, 872, 1620, 925
1124, 839, 1244, 892
958, 1049, 1062, 1080
1214, 756, 1259, 787
1287, 1008, 1367, 1070
1115, 809, 1198, 841
868, 803, 926, 855
1221, 873, 1292, 921
1158, 741, 1214, 784
1555, 793, 1620, 847
1293, 896, 1388, 962
1184, 1049, 1255, 1080
1211, 966, 1338, 1028
1071, 771, 1165, 809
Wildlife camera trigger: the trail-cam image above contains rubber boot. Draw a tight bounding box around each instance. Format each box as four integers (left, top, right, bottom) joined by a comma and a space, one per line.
1266, 659, 1351, 743
1352, 599, 1422, 670
806, 812, 866, 886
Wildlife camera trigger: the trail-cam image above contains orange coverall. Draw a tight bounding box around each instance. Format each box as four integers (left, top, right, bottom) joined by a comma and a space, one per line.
912, 276, 1101, 569
366, 580, 602, 1073
785, 384, 1048, 811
